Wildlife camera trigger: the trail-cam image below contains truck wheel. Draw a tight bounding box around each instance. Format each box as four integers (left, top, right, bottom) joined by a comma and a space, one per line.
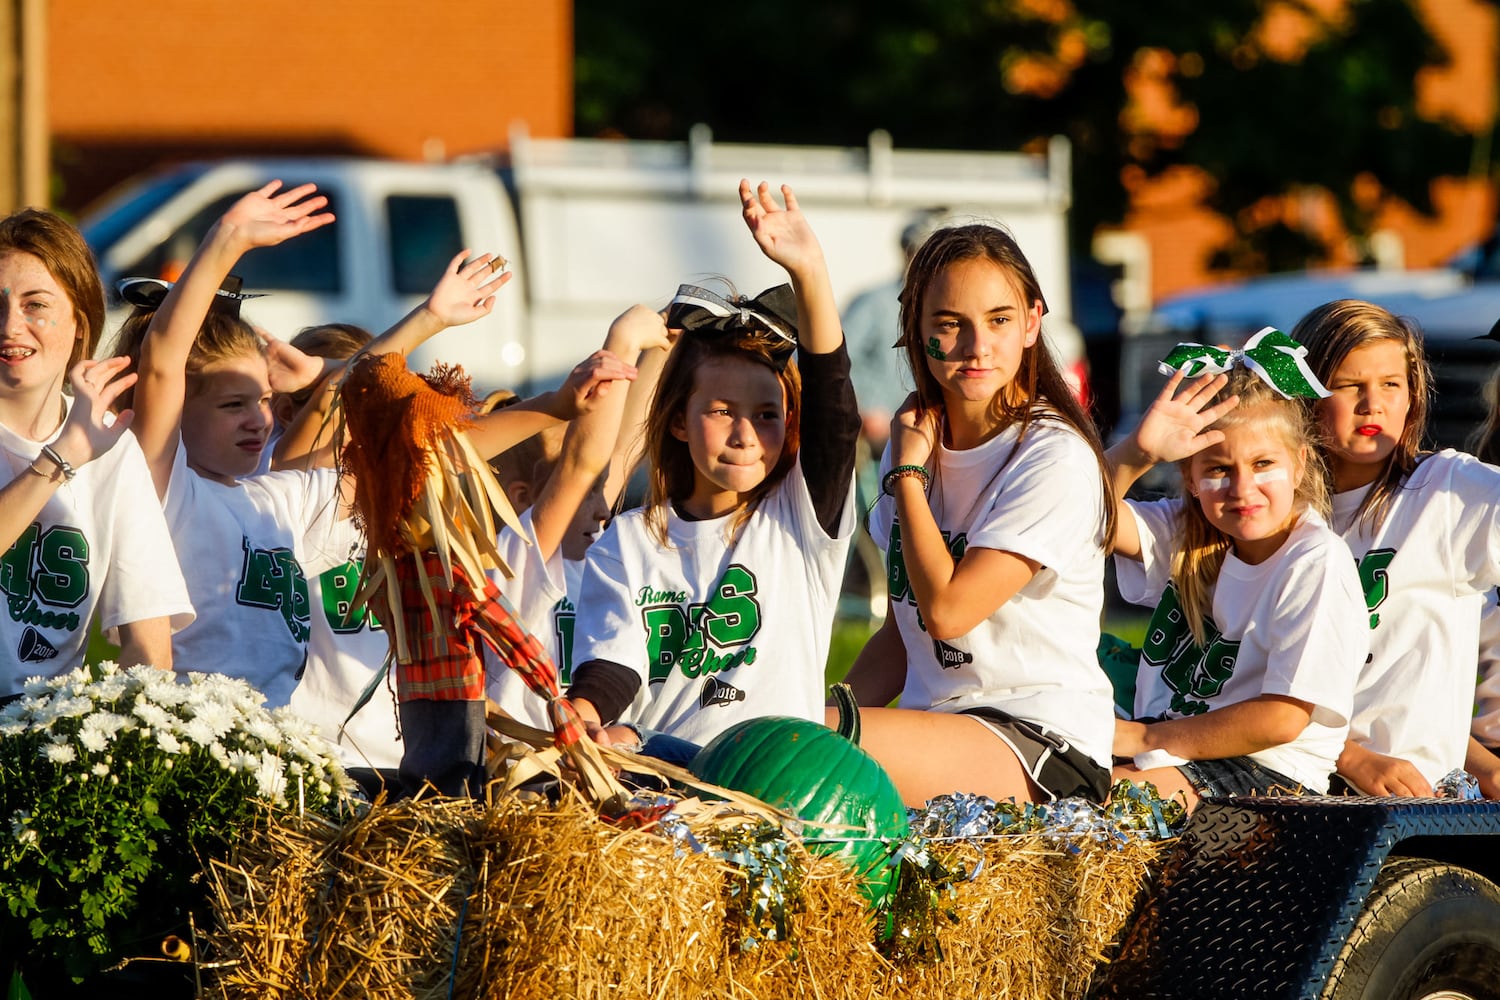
1322, 857, 1500, 1000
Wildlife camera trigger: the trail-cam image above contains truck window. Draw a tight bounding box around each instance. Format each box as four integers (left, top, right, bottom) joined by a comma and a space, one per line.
121, 191, 341, 293
81, 166, 205, 260
386, 195, 462, 296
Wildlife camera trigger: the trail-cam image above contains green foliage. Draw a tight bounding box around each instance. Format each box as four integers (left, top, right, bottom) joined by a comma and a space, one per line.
0, 664, 354, 980
576, 0, 1480, 271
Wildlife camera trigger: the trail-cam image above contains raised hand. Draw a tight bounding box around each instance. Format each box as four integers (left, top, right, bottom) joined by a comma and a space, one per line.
739, 180, 824, 276
1134, 370, 1240, 465
424, 250, 512, 328
219, 180, 335, 253
260, 329, 330, 395
53, 357, 138, 466
605, 304, 674, 357
555, 349, 639, 419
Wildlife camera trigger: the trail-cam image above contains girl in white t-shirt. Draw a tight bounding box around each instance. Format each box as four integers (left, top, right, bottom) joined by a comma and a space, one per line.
0, 209, 192, 691
567, 181, 858, 749
1108, 353, 1368, 811
487, 305, 671, 731
847, 223, 1119, 807
1292, 300, 1500, 796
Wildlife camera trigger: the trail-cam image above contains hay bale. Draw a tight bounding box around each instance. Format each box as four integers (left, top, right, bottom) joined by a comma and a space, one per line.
893, 834, 1169, 1000
201, 794, 1169, 1000
459, 794, 727, 1000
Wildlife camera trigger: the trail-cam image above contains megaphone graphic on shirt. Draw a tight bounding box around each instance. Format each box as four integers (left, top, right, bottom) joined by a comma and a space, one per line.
18, 626, 58, 663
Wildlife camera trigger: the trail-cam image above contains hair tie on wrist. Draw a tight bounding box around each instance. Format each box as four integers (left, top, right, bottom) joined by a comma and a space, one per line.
39, 445, 75, 482
882, 464, 930, 496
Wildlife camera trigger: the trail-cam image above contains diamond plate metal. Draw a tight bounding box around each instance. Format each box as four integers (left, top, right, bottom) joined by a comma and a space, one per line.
1091, 796, 1500, 1000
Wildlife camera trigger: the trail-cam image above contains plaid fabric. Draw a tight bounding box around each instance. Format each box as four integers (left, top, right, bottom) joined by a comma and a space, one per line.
391, 552, 585, 749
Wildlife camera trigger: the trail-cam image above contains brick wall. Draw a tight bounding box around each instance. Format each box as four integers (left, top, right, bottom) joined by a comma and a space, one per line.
48, 0, 570, 212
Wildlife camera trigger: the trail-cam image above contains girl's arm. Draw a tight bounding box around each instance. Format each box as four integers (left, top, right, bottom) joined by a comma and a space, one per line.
1336, 740, 1434, 796
271, 251, 509, 471
1106, 370, 1239, 559
1466, 737, 1500, 800
466, 349, 638, 460
1114, 694, 1314, 759
740, 180, 859, 535
528, 306, 670, 560
0, 358, 137, 552
884, 398, 1042, 640
839, 608, 908, 707
605, 324, 673, 506
132, 181, 333, 498
116, 616, 173, 670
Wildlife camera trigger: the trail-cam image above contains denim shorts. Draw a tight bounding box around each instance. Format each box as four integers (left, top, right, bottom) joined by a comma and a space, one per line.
1177, 755, 1306, 798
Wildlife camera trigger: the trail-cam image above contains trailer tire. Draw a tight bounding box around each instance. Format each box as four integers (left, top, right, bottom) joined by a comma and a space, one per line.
1322, 857, 1500, 1000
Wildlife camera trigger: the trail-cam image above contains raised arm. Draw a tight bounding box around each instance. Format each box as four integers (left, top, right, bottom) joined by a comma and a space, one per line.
131, 181, 333, 497
1105, 370, 1239, 559
739, 180, 841, 356
528, 306, 670, 560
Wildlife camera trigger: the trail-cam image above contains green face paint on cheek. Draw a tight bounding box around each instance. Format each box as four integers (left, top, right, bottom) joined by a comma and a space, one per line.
925, 337, 947, 361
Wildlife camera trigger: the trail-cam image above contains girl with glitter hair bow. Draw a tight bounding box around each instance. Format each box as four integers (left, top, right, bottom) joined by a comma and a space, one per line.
1107, 329, 1368, 811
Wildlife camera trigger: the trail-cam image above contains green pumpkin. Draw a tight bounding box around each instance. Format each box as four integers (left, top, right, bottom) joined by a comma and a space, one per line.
689, 715, 909, 907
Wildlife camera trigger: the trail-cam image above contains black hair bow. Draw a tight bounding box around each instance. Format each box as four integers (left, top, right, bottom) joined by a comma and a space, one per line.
666, 283, 799, 365
117, 274, 264, 319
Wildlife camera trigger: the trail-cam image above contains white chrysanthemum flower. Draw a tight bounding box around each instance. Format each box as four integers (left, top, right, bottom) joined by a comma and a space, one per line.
43, 742, 76, 764
132, 700, 173, 730
93, 674, 129, 702
254, 752, 287, 803
227, 750, 258, 772
156, 730, 183, 755
55, 695, 95, 718
21, 676, 52, 696
0, 720, 25, 738
244, 716, 282, 746
189, 701, 238, 740
77, 727, 108, 753
209, 742, 230, 766
15, 828, 37, 846
181, 717, 216, 747
91, 762, 109, 777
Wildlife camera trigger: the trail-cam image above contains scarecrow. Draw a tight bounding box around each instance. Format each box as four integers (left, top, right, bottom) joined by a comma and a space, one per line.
337, 351, 617, 799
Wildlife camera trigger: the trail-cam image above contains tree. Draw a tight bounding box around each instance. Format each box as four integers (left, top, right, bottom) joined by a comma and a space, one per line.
575, 0, 1484, 272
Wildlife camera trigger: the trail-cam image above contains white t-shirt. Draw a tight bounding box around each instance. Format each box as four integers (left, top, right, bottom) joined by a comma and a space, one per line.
1116, 503, 1366, 792
163, 444, 342, 708
574, 459, 855, 746
868, 417, 1115, 769
1472, 588, 1500, 746
0, 403, 194, 694
286, 515, 401, 770
486, 509, 570, 730
1331, 450, 1500, 784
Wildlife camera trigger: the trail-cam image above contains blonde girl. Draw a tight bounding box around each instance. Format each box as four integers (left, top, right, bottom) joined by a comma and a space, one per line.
1109, 346, 1367, 812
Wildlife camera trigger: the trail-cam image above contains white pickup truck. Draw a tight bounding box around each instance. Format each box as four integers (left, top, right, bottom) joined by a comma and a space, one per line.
80, 127, 1084, 395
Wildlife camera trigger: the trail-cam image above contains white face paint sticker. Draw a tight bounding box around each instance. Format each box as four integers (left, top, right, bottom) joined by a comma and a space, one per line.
1253, 467, 1289, 485
1197, 477, 1230, 494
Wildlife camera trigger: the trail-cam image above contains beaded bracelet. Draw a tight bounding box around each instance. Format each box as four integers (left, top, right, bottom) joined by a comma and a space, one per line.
38, 445, 76, 483
881, 464, 930, 496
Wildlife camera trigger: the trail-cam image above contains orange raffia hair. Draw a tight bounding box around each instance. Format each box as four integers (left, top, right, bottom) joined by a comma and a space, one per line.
340, 353, 480, 557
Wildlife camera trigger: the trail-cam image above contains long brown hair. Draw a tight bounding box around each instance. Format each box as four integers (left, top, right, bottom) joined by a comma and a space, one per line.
1467, 366, 1500, 465
898, 223, 1116, 546
1171, 369, 1330, 646
1292, 299, 1432, 533
642, 328, 801, 545
0, 209, 106, 369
